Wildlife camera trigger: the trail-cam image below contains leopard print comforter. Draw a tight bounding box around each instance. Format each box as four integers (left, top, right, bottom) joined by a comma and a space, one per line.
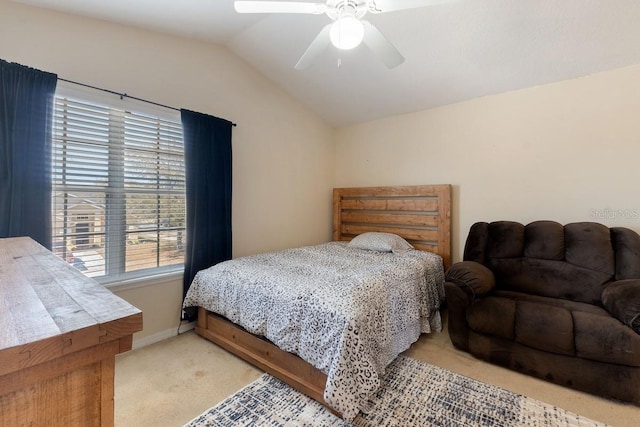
182, 242, 445, 421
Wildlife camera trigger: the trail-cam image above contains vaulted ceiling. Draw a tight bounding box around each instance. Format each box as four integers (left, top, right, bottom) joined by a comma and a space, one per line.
13, 0, 640, 126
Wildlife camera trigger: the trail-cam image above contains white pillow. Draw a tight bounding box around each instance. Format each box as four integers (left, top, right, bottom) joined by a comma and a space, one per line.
348, 232, 414, 254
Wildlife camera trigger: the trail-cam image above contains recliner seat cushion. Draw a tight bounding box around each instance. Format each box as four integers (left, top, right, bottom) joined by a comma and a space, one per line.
467, 297, 515, 340
515, 301, 575, 356
574, 311, 640, 367
466, 291, 640, 366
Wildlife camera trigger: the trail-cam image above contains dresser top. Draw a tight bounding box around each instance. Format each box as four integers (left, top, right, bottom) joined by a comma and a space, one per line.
0, 237, 142, 375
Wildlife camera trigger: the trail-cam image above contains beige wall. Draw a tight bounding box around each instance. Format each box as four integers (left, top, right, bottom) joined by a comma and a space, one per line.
336, 65, 640, 262
0, 0, 335, 344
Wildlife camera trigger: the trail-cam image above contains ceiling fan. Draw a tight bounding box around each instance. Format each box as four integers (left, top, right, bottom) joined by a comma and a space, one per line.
234, 0, 452, 70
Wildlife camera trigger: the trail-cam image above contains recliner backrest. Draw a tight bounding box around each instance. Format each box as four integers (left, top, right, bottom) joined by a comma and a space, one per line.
463, 220, 640, 304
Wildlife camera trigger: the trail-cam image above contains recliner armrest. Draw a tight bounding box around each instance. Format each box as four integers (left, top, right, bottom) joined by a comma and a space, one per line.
445, 261, 496, 300
602, 279, 640, 334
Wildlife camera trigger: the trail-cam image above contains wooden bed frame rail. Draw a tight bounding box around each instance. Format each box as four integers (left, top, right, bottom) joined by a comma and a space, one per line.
196, 308, 328, 405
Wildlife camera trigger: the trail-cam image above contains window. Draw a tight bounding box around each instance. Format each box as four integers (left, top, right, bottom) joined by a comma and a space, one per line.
51, 85, 186, 284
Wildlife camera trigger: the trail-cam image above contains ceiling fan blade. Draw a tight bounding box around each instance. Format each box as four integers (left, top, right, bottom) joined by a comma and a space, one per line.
362, 21, 405, 69
295, 24, 332, 70
369, 0, 454, 13
234, 1, 327, 14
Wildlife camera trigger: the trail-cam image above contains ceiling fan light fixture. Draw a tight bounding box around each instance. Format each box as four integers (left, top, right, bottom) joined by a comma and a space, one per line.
329, 16, 364, 50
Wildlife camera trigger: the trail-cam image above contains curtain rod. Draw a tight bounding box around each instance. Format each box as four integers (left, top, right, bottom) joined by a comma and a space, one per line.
58, 78, 237, 127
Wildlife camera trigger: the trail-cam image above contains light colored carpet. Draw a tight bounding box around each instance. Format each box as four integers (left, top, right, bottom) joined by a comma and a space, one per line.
115, 314, 640, 427
185, 355, 607, 427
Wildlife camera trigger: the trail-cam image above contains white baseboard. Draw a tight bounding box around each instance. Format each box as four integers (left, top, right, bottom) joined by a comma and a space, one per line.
132, 321, 196, 350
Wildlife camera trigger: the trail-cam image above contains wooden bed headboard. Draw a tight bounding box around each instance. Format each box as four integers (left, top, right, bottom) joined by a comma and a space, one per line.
332, 184, 452, 268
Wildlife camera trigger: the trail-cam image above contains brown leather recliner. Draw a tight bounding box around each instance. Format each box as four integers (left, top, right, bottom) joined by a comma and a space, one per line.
444, 220, 640, 404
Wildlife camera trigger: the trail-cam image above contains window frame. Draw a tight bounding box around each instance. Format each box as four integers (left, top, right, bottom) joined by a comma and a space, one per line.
52, 82, 186, 287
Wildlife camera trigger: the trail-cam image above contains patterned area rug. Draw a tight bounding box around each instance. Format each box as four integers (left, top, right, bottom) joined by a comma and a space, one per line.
185, 356, 608, 427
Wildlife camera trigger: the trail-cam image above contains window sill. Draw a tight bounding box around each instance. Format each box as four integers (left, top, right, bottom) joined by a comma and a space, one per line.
104, 269, 184, 292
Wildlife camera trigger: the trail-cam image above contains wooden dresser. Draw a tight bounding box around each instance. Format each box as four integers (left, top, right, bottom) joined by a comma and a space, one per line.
0, 237, 143, 426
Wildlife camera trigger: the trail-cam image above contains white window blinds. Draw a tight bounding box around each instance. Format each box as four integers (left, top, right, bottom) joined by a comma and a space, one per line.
51, 90, 186, 284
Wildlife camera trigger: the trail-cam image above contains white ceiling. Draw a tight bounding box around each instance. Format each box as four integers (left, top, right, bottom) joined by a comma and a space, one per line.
13, 0, 640, 126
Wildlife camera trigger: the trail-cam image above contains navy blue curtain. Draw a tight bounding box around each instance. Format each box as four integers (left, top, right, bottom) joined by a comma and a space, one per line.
181, 109, 233, 320
0, 60, 57, 249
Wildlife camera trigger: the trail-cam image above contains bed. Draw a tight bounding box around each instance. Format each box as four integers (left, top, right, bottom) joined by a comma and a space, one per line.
183, 184, 451, 421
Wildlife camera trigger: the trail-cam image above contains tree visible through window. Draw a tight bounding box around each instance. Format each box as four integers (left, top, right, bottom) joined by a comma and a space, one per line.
51, 92, 186, 283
